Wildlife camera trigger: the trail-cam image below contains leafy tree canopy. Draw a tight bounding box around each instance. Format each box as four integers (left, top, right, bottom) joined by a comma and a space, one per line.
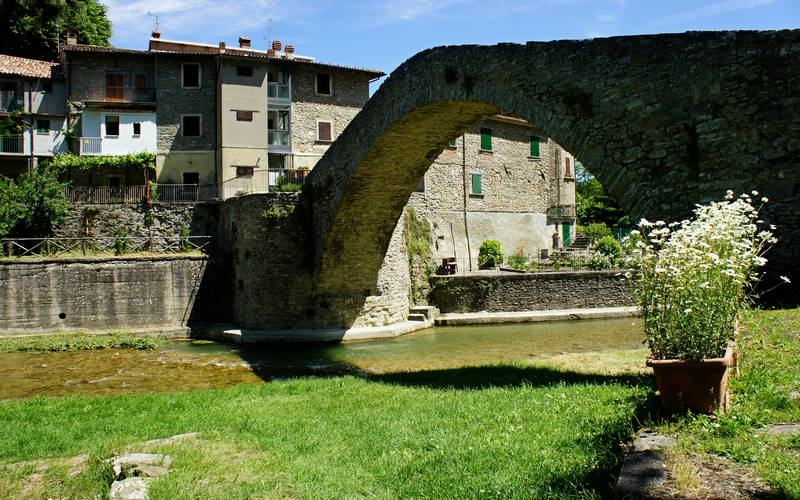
0, 165, 71, 238
575, 162, 630, 228
0, 0, 112, 61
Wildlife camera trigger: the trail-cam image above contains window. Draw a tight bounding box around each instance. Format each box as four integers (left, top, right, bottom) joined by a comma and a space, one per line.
183, 172, 200, 185
236, 65, 253, 77
182, 63, 201, 88
135, 74, 147, 90
182, 115, 201, 137
471, 173, 483, 195
236, 110, 254, 122
317, 121, 332, 142
235, 166, 254, 177
565, 157, 572, 177
132, 122, 141, 136
480, 127, 492, 151
105, 73, 124, 101
35, 119, 49, 134
105, 116, 119, 136
448, 140, 457, 148
530, 136, 540, 157
316, 72, 332, 95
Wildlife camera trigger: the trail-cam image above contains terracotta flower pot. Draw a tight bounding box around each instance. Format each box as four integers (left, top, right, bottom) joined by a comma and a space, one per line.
646, 345, 735, 414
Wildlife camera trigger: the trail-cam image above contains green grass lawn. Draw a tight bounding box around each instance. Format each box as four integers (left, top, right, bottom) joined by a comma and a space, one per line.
0, 355, 655, 499
1, 308, 797, 499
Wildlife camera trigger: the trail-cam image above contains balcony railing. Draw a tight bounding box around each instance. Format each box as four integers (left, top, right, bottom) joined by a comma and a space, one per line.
64, 184, 218, 204
220, 168, 307, 199
0, 135, 24, 154
101, 86, 156, 103
79, 137, 102, 155
268, 83, 289, 100
547, 204, 576, 218
0, 92, 23, 112
268, 130, 290, 146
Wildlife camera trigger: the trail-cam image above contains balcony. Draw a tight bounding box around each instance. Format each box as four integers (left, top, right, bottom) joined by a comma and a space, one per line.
78, 137, 102, 155
0, 135, 24, 154
86, 87, 156, 104
0, 91, 23, 113
547, 204, 576, 218
268, 83, 290, 100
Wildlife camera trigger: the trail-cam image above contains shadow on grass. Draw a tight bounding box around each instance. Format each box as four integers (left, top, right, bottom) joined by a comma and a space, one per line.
367, 363, 656, 391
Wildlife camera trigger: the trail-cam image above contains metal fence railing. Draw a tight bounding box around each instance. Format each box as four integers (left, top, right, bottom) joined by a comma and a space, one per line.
78, 137, 102, 155
0, 135, 24, 154
1, 236, 213, 259
64, 185, 147, 204
220, 168, 308, 199
64, 184, 219, 204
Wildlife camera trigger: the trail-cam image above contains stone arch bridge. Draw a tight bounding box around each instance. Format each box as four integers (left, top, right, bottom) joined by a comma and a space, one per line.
230, 30, 799, 329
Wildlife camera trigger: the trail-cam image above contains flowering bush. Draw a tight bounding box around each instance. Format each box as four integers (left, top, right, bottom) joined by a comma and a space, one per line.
627, 191, 785, 360
587, 251, 613, 270
507, 248, 528, 270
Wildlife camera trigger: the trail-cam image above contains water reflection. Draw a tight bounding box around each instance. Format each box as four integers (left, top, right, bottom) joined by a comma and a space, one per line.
0, 318, 643, 400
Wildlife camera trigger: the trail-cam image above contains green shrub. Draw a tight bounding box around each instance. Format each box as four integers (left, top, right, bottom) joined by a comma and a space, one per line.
579, 222, 612, 243
114, 229, 128, 255
595, 235, 622, 257
478, 240, 503, 269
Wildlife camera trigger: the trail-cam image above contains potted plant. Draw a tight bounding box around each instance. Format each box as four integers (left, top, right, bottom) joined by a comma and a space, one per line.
627, 190, 785, 413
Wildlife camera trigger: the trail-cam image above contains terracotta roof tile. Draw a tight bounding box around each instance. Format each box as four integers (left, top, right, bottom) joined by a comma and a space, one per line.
0, 54, 61, 79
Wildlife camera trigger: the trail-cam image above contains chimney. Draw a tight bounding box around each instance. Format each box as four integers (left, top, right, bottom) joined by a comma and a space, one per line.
285, 45, 295, 59
66, 29, 78, 46
267, 49, 276, 57
239, 36, 251, 48
151, 30, 161, 39
272, 40, 282, 51
219, 41, 226, 53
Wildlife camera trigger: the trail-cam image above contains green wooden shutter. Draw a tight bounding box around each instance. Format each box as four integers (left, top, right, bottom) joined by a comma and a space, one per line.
471, 173, 482, 195
449, 140, 457, 147
480, 128, 492, 151
530, 137, 540, 157
562, 222, 571, 246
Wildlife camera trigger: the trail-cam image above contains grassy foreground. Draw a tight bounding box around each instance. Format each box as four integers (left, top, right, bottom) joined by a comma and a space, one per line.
0, 351, 654, 499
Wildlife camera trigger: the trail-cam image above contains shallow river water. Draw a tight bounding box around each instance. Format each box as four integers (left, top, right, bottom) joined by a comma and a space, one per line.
1, 318, 643, 400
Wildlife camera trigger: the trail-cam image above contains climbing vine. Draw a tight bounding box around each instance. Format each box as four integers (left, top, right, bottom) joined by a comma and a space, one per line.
405, 207, 434, 305
45, 152, 156, 172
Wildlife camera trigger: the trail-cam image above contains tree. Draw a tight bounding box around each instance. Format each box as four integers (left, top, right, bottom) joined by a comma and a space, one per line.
0, 0, 112, 61
0, 165, 71, 238
575, 162, 630, 228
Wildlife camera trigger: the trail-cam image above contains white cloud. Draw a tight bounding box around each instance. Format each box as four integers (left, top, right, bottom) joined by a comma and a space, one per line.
655, 0, 779, 27
105, 0, 293, 48
367, 0, 469, 24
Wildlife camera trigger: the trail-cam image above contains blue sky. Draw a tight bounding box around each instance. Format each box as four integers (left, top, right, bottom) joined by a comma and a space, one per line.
106, 0, 799, 91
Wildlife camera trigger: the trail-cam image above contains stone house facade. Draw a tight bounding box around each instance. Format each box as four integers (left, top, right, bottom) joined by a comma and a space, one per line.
0, 54, 68, 177
408, 115, 577, 270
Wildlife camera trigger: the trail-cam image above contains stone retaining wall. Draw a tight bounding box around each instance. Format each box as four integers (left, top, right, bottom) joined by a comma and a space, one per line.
429, 270, 633, 313
0, 256, 209, 334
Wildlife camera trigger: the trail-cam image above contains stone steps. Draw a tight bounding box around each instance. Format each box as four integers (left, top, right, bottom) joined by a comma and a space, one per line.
408, 305, 440, 322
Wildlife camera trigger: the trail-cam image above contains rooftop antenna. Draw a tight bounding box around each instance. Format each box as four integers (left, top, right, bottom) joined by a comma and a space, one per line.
264, 18, 273, 49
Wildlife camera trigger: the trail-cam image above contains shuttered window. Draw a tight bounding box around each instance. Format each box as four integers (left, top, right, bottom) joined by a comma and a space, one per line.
480, 128, 492, 151
530, 137, 540, 157
565, 157, 572, 177
105, 73, 124, 101
471, 173, 482, 195
318, 121, 332, 141
236, 110, 254, 122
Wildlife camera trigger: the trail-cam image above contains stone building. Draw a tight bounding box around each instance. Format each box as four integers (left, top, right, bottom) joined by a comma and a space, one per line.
408, 115, 577, 270
146, 34, 383, 198
0, 54, 68, 177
